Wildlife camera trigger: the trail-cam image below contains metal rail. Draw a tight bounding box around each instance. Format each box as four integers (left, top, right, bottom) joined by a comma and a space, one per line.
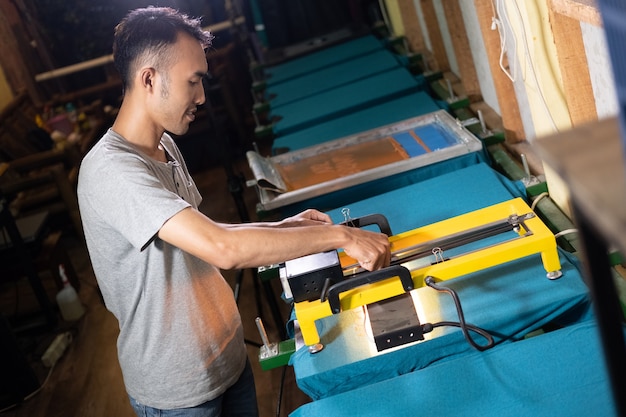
343, 212, 536, 275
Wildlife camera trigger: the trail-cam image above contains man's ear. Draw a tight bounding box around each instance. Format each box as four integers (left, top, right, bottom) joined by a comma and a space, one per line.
139, 67, 157, 91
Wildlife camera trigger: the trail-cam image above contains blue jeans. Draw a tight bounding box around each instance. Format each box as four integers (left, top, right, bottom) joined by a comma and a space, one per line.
129, 359, 259, 417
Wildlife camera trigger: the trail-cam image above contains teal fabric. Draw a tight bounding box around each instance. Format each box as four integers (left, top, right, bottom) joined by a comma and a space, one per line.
272, 67, 421, 136
268, 49, 402, 108
265, 35, 383, 86
290, 252, 591, 400
290, 321, 618, 417
287, 164, 592, 400
323, 163, 521, 234
271, 92, 440, 154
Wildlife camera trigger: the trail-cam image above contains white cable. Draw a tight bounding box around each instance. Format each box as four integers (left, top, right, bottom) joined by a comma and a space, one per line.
528, 193, 578, 240
498, 0, 518, 80
491, 0, 559, 133
510, 0, 559, 133
493, 0, 517, 82
555, 228, 578, 239
0, 362, 56, 413
530, 191, 550, 211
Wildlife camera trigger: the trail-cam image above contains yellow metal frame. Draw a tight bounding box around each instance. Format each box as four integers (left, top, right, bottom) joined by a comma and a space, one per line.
294, 198, 562, 346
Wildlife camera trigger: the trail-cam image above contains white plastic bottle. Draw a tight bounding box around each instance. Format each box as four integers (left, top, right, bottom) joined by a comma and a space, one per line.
56, 264, 85, 321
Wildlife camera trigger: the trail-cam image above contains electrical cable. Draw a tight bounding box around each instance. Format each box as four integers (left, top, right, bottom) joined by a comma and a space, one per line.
275, 365, 287, 417
528, 192, 579, 242
492, 0, 517, 83
0, 361, 56, 413
510, 0, 559, 133
530, 191, 549, 211
492, 0, 560, 133
554, 228, 578, 239
423, 276, 495, 351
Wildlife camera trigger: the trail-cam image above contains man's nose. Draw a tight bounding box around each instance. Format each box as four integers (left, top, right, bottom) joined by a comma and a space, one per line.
196, 86, 206, 106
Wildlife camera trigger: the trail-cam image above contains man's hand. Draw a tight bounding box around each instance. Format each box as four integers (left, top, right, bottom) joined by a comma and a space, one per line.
281, 209, 391, 271
342, 227, 391, 271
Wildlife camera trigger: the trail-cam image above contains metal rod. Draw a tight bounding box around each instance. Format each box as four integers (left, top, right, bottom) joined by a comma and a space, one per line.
343, 213, 535, 274
477, 110, 487, 134
378, 0, 393, 36
402, 37, 410, 54
446, 79, 457, 101
255, 317, 271, 347
521, 153, 531, 179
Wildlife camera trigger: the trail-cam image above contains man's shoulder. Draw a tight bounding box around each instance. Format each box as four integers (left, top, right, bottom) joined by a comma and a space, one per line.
83, 129, 145, 167
79, 129, 144, 188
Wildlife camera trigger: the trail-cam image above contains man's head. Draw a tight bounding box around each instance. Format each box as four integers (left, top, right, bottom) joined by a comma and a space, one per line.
113, 7, 213, 92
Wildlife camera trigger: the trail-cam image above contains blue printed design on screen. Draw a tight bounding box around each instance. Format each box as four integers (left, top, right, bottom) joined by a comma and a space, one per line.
392, 124, 457, 158
392, 131, 426, 157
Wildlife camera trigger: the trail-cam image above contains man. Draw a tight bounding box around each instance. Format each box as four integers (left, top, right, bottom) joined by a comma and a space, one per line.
77, 6, 390, 417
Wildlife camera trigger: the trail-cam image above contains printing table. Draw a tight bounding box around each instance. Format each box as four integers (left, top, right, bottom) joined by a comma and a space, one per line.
271, 91, 441, 154
286, 163, 593, 405
263, 35, 384, 87
271, 67, 422, 137
266, 49, 402, 109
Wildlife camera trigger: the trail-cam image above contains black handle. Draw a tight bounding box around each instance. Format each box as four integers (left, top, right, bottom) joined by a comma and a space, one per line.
339, 213, 393, 236
326, 265, 414, 314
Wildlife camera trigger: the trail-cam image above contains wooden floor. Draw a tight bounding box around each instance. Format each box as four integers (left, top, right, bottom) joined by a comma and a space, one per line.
0, 155, 311, 417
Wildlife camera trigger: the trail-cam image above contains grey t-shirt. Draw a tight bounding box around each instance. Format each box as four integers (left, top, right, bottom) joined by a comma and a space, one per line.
77, 129, 246, 409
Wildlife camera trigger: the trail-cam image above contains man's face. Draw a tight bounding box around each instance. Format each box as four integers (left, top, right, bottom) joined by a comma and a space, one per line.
153, 33, 208, 136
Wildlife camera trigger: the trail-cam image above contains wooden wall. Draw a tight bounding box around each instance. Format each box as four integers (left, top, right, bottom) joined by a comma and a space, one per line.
384, 0, 616, 214
387, 0, 615, 144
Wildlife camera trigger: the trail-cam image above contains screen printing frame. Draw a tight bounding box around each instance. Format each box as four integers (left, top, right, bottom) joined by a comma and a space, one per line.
247, 110, 483, 211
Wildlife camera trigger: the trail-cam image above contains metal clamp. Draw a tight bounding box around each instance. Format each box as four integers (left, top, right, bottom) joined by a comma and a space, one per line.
339, 213, 393, 236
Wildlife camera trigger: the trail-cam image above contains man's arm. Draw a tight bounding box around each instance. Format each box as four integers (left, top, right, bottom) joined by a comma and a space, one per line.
158, 207, 390, 271
218, 209, 333, 229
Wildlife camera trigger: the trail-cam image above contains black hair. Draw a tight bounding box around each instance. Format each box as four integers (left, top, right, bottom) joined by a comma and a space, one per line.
113, 6, 213, 91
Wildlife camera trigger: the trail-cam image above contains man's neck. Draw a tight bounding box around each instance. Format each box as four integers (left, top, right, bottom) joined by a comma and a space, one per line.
112, 98, 167, 162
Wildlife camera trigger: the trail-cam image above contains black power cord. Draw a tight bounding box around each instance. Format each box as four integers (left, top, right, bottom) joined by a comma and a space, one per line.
423, 276, 495, 352
275, 365, 287, 417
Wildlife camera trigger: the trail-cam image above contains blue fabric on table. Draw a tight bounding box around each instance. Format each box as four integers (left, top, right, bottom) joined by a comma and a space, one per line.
287, 163, 592, 400
271, 92, 440, 154
272, 67, 421, 137
290, 251, 591, 400
290, 320, 618, 417
322, 162, 519, 233
264, 35, 383, 87
268, 49, 402, 108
